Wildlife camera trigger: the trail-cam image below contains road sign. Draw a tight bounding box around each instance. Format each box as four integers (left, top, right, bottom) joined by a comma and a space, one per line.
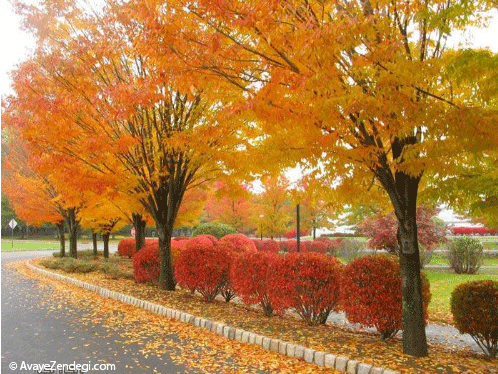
8, 219, 17, 229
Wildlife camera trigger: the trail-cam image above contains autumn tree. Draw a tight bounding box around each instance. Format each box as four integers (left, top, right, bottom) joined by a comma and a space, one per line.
254, 175, 293, 239
156, 0, 498, 356
1, 131, 75, 256
8, 0, 251, 290
204, 181, 255, 233
292, 174, 337, 239
359, 205, 446, 253
79, 192, 129, 258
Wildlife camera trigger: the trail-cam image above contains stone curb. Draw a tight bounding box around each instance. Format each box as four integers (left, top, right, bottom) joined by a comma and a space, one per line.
26, 260, 400, 374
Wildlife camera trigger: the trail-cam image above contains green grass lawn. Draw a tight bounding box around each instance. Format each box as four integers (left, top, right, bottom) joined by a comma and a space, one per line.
1, 239, 122, 252
428, 253, 498, 266
1, 240, 62, 252
423, 269, 497, 322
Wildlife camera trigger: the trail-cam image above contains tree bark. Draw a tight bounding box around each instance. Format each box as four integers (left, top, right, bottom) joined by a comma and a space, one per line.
158, 225, 175, 290
374, 137, 428, 357
103, 233, 110, 259
67, 208, 79, 258
56, 221, 65, 257
92, 232, 98, 258
132, 213, 146, 253
296, 204, 301, 252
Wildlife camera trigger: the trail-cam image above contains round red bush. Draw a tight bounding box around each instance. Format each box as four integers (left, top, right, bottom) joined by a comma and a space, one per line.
316, 237, 343, 255
450, 280, 498, 358
175, 237, 229, 301
342, 254, 431, 339
231, 251, 283, 316
219, 234, 257, 254
306, 241, 327, 254
132, 240, 159, 284
253, 239, 280, 253
269, 252, 344, 325
118, 238, 136, 258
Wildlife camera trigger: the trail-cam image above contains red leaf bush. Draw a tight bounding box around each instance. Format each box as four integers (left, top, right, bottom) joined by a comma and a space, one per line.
231, 251, 283, 316
450, 280, 498, 358
175, 236, 229, 301
451, 227, 496, 236
342, 254, 431, 339
269, 252, 344, 325
118, 238, 137, 258
216, 235, 255, 302
133, 240, 160, 284
316, 237, 343, 255
253, 239, 280, 253
284, 228, 311, 239
132, 238, 189, 284
285, 240, 327, 254
219, 234, 257, 253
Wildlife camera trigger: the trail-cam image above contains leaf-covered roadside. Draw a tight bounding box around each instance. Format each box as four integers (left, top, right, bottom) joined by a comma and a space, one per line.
33, 257, 497, 374
12, 260, 340, 374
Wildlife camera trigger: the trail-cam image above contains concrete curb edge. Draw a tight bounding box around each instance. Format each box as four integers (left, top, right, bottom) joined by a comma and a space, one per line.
26, 260, 399, 374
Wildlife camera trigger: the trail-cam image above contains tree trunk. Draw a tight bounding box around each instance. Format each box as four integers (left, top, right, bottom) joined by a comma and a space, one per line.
313, 227, 316, 240
374, 139, 428, 357
158, 225, 175, 290
103, 233, 110, 259
56, 221, 65, 257
67, 208, 79, 258
132, 213, 146, 253
296, 204, 301, 252
92, 232, 98, 258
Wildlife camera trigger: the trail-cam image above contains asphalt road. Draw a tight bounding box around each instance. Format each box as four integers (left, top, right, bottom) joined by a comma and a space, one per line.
1, 250, 198, 374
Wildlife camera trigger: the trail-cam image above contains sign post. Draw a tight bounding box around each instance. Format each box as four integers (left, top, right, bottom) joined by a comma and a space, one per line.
8, 219, 17, 249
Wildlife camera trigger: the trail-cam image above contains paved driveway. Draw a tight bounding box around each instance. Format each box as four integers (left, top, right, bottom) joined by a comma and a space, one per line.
1, 251, 196, 374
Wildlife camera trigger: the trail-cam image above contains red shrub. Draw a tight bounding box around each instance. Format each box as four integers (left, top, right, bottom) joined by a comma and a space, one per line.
269, 252, 344, 325
175, 237, 229, 301
278, 241, 289, 252
192, 234, 218, 245
342, 254, 431, 339
219, 234, 257, 253
118, 238, 136, 258
231, 251, 283, 316
171, 240, 188, 265
173, 236, 190, 241
451, 227, 496, 236
306, 241, 327, 254
316, 237, 343, 255
187, 235, 217, 250
287, 240, 325, 253
451, 280, 498, 358
132, 238, 188, 284
253, 239, 280, 253
132, 240, 160, 284
284, 228, 311, 239
215, 235, 254, 302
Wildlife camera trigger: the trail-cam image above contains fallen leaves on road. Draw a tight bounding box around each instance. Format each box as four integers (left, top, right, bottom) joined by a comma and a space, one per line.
22, 258, 498, 374
12, 260, 340, 374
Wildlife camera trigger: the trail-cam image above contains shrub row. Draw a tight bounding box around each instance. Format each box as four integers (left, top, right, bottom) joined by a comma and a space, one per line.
451, 227, 496, 236
250, 239, 343, 255
173, 236, 433, 338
